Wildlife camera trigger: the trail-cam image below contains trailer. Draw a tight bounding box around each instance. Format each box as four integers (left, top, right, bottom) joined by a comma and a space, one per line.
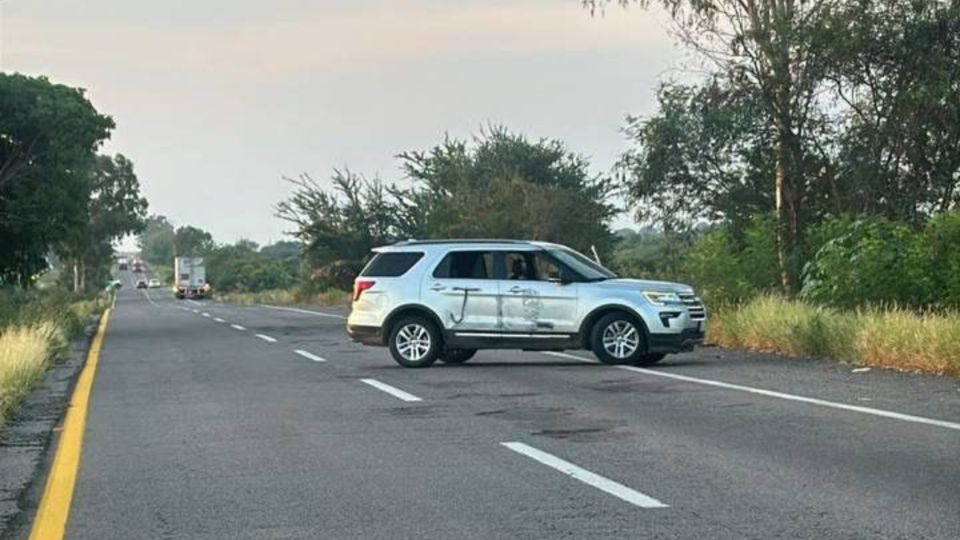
174, 257, 209, 299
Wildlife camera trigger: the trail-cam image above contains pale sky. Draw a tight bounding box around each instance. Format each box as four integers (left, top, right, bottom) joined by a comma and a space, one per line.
3, 0, 680, 247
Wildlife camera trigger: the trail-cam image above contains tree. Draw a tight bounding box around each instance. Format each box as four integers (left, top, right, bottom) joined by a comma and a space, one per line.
58, 154, 148, 291
0, 74, 114, 286
174, 226, 215, 257
393, 128, 618, 256
588, 0, 840, 291
138, 215, 176, 266
618, 80, 772, 238
277, 170, 396, 267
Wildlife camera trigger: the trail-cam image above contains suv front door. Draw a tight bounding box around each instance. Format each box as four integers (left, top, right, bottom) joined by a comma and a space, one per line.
422, 250, 500, 334
499, 250, 578, 335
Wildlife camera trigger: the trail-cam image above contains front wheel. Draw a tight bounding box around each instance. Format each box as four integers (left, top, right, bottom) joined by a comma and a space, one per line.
388, 316, 441, 368
439, 349, 477, 364
591, 312, 647, 365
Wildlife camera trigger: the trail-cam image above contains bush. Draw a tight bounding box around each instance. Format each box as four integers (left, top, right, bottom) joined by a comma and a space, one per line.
310, 260, 363, 291
801, 217, 921, 307
682, 214, 779, 306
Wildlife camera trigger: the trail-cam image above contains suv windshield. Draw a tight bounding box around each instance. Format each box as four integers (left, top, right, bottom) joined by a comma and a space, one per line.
548, 248, 618, 281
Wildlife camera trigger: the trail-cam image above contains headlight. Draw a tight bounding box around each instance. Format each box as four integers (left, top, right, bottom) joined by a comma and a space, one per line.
642, 291, 684, 306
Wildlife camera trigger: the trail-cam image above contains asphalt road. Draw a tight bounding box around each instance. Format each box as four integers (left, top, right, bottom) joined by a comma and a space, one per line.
30, 278, 960, 539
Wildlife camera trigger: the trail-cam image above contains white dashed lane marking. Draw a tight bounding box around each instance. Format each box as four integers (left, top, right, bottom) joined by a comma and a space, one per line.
360, 379, 421, 402
501, 442, 668, 509
294, 350, 326, 362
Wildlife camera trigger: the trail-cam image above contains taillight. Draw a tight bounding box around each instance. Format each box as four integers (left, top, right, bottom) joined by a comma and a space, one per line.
353, 279, 375, 301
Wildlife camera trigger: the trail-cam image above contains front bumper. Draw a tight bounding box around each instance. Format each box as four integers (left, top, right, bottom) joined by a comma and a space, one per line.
648, 327, 705, 353
347, 324, 383, 346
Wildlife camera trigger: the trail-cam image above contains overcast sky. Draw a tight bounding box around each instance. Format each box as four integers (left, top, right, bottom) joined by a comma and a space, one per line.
4, 0, 680, 247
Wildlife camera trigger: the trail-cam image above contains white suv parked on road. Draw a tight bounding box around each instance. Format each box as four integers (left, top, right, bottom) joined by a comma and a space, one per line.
347, 240, 706, 368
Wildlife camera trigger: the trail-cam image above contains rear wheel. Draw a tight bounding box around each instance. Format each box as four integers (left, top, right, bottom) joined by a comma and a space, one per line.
591, 312, 647, 365
388, 316, 441, 368
439, 349, 477, 364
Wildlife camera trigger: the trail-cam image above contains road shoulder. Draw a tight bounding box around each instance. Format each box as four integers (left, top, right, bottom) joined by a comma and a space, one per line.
0, 315, 100, 538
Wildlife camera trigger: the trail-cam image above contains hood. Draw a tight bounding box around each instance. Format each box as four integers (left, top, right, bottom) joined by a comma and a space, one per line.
593, 278, 694, 294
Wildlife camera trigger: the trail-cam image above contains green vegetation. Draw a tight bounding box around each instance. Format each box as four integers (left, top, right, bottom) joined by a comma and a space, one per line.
216, 287, 350, 307
0, 74, 147, 291
0, 291, 105, 425
710, 296, 960, 377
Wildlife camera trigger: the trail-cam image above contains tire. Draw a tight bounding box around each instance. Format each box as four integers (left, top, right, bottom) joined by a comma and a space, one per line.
388, 316, 441, 368
633, 353, 666, 366
590, 312, 648, 365
439, 349, 477, 364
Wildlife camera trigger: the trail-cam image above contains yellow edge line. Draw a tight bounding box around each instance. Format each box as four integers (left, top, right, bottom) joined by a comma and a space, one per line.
29, 308, 111, 540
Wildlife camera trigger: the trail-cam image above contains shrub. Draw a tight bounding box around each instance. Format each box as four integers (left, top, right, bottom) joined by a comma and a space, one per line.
311, 260, 363, 291
682, 214, 779, 306
801, 217, 922, 307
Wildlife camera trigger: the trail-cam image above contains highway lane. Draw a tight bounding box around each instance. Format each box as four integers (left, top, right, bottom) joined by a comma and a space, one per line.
23, 284, 960, 539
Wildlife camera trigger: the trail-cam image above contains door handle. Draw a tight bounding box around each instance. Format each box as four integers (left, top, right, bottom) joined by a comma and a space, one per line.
508, 286, 525, 294
429, 284, 446, 291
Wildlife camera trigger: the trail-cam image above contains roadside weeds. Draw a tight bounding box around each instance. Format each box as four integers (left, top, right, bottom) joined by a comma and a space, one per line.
708, 295, 960, 377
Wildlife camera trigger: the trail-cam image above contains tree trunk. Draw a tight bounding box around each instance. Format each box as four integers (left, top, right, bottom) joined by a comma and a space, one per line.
72, 259, 80, 293
79, 259, 86, 292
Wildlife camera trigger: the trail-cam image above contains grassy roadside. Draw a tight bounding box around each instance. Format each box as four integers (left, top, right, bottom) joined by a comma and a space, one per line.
215, 287, 351, 307
708, 295, 960, 376
0, 292, 106, 426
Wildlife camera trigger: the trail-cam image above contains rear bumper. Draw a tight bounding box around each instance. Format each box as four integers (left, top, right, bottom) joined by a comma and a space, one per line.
347, 325, 383, 346
648, 327, 705, 353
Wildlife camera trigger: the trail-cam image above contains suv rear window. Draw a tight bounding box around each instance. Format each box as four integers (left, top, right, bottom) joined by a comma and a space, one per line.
360, 252, 424, 277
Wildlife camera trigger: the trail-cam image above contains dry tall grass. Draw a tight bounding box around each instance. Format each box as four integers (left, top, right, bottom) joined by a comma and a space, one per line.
0, 323, 66, 424
709, 295, 960, 376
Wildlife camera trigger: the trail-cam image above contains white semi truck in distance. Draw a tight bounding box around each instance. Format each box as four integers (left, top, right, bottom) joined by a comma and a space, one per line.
174, 257, 210, 299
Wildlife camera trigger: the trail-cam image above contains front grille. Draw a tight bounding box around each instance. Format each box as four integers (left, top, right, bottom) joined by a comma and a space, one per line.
679, 293, 706, 320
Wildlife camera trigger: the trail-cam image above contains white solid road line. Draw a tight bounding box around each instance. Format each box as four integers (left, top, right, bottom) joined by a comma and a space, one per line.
501, 442, 668, 509
543, 351, 960, 432
294, 350, 326, 362
213, 317, 226, 323
258, 304, 347, 319
255, 334, 278, 343
360, 379, 422, 402
230, 324, 246, 331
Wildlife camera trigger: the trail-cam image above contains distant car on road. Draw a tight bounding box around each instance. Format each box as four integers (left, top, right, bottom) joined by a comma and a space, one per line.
347, 239, 706, 368
148, 278, 162, 288
136, 279, 148, 289
106, 279, 123, 292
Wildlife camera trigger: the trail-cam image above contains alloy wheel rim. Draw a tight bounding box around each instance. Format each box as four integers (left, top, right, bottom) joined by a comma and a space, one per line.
396, 324, 431, 361
601, 320, 639, 359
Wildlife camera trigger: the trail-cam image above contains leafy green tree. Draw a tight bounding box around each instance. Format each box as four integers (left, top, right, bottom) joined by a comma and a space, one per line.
58, 154, 148, 291
0, 74, 114, 286
588, 0, 840, 291
174, 226, 215, 257
138, 215, 176, 266
204, 240, 298, 293
393, 128, 617, 256
276, 170, 396, 267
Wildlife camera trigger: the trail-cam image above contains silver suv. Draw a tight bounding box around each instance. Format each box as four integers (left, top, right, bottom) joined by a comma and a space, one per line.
347, 240, 706, 368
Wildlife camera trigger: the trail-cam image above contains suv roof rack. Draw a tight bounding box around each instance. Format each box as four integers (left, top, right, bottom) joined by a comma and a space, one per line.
393, 238, 531, 246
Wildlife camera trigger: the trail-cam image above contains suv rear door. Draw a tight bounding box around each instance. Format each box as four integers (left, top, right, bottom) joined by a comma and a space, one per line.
423, 250, 500, 334
499, 250, 578, 335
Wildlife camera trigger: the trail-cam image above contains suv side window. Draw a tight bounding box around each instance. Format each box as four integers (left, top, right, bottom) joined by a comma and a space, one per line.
504, 251, 565, 281
432, 251, 495, 279
360, 252, 424, 277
